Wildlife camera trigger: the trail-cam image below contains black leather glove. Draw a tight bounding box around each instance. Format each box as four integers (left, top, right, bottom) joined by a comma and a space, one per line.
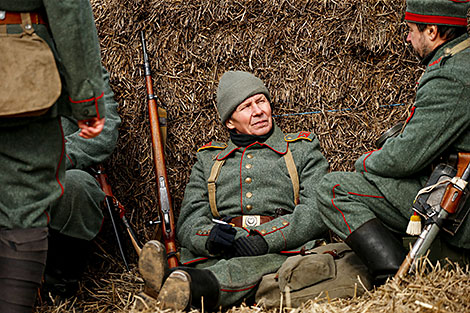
205, 217, 236, 256
233, 232, 268, 257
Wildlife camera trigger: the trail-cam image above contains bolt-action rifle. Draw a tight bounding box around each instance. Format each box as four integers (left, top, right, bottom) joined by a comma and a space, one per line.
92, 164, 142, 271
141, 30, 179, 268
395, 152, 470, 279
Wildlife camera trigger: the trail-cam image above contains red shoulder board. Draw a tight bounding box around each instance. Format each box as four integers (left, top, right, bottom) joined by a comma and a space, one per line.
284, 131, 314, 142
197, 141, 227, 152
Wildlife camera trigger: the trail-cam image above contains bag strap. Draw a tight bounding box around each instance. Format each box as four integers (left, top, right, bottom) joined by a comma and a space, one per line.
20, 13, 35, 36
208, 159, 225, 218
207, 147, 300, 218
0, 13, 35, 36
444, 37, 470, 57
284, 148, 300, 205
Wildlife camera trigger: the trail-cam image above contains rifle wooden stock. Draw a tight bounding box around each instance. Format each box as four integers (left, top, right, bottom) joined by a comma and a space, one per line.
440, 153, 470, 214
141, 31, 179, 269
395, 152, 470, 280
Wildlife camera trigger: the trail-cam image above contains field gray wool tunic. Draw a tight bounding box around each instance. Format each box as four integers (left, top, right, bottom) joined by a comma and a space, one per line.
177, 123, 329, 308
317, 33, 470, 249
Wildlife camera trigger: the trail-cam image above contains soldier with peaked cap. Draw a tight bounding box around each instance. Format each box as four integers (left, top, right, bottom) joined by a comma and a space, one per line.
0, 0, 107, 311
134, 71, 331, 311
316, 0, 470, 286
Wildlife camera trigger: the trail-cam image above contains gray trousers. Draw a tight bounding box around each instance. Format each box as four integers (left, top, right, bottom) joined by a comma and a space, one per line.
194, 253, 288, 308
316, 171, 470, 249
49, 169, 104, 240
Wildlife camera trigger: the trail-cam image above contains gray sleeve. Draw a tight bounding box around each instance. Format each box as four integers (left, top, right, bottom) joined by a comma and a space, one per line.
355, 73, 469, 177
43, 0, 106, 120
64, 67, 120, 170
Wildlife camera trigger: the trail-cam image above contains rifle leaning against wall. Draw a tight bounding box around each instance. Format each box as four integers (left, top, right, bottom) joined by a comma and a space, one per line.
395, 152, 470, 279
92, 164, 142, 271
141, 30, 179, 268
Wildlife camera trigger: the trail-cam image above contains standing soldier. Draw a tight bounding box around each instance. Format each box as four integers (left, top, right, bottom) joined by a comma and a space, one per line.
316, 0, 470, 285
42, 67, 121, 301
0, 1, 106, 312
136, 71, 330, 311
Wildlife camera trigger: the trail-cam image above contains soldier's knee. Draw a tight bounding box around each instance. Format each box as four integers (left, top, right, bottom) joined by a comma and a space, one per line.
64, 169, 96, 192
317, 172, 342, 198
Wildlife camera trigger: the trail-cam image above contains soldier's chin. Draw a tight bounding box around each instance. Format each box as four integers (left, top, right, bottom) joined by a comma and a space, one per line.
252, 123, 271, 135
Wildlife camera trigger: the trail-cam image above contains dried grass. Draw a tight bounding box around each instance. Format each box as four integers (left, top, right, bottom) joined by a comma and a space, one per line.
35, 258, 470, 313
35, 0, 470, 312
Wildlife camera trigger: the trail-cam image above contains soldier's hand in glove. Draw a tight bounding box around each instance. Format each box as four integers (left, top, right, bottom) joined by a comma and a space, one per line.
233, 231, 268, 257
205, 217, 236, 256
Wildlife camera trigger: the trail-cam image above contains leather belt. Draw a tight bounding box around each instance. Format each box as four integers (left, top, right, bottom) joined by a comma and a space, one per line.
231, 215, 274, 228
0, 11, 47, 25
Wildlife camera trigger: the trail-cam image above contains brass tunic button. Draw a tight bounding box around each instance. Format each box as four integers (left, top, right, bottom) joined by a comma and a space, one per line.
260, 230, 267, 235
245, 177, 252, 184
246, 204, 253, 210
247, 153, 253, 159
282, 221, 288, 226
246, 192, 253, 198
245, 163, 252, 169
272, 226, 277, 230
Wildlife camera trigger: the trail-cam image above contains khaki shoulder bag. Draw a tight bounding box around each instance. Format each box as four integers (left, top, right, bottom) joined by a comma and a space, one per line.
255, 242, 373, 308
0, 13, 61, 117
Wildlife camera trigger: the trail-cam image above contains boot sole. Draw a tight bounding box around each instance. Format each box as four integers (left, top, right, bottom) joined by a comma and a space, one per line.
138, 240, 168, 298
157, 270, 191, 311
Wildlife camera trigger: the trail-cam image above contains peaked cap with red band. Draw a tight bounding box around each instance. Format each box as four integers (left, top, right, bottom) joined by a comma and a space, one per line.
405, 0, 470, 27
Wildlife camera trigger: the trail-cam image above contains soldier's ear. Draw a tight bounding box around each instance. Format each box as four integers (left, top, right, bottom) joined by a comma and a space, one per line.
225, 118, 236, 130
427, 25, 438, 41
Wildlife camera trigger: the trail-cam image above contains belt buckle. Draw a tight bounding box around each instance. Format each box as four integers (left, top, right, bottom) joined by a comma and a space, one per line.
242, 215, 261, 227
0, 11, 5, 20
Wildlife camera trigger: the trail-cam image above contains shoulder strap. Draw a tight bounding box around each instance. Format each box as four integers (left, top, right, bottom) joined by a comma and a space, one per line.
444, 37, 470, 57
284, 148, 300, 205
207, 159, 225, 218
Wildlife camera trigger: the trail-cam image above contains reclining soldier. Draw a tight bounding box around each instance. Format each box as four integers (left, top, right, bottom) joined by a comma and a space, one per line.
316, 0, 470, 285
135, 71, 331, 311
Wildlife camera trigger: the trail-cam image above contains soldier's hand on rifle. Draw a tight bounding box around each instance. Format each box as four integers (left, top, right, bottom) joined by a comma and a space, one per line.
206, 217, 236, 257
78, 117, 105, 139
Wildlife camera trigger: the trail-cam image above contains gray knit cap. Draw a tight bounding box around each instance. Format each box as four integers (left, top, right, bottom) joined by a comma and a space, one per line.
216, 71, 271, 123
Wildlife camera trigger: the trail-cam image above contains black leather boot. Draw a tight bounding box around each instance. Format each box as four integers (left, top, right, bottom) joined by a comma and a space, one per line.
0, 227, 48, 313
345, 218, 406, 285
157, 267, 220, 311
42, 228, 92, 300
